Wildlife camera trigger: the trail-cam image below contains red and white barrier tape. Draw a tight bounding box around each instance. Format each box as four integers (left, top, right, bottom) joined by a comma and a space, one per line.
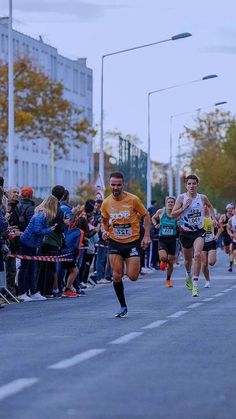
9, 253, 73, 262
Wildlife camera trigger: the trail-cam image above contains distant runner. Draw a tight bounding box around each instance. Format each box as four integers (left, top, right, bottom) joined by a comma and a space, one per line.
152, 196, 177, 288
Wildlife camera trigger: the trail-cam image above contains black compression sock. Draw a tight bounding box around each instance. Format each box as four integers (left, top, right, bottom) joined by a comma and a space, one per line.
113, 281, 127, 307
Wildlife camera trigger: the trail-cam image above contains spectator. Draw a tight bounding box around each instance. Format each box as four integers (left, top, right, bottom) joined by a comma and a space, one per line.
0, 187, 9, 309
5, 187, 20, 298
37, 185, 66, 297
18, 195, 58, 302
17, 186, 35, 231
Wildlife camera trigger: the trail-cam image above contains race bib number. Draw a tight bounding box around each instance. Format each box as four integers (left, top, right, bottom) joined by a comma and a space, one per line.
113, 223, 132, 238
162, 226, 174, 236
188, 211, 201, 227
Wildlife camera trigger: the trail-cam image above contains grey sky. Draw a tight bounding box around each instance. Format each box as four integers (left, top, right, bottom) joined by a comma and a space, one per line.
2, 0, 236, 164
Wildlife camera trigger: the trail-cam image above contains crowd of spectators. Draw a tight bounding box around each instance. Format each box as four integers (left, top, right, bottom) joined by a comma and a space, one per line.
0, 177, 165, 309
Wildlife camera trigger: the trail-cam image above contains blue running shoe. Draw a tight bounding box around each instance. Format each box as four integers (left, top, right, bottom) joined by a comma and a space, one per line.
115, 307, 128, 318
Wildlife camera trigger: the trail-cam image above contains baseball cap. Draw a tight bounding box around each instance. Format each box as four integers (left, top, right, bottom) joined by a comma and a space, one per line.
21, 186, 33, 198
226, 203, 234, 210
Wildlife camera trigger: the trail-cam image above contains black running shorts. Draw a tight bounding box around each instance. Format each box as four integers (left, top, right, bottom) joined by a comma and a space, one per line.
232, 242, 236, 251
158, 237, 176, 256
108, 239, 141, 260
222, 234, 232, 247
180, 228, 206, 249
202, 240, 216, 252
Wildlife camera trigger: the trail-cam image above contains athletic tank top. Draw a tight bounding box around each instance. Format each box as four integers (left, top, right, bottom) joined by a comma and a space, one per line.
204, 217, 214, 243
222, 214, 230, 235
180, 193, 204, 232
159, 208, 177, 237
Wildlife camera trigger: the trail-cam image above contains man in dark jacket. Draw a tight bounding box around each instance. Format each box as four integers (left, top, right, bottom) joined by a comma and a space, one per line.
6, 187, 21, 297
17, 186, 35, 231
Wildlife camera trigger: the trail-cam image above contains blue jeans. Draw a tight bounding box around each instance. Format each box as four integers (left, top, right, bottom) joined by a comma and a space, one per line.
18, 243, 37, 295
96, 246, 112, 280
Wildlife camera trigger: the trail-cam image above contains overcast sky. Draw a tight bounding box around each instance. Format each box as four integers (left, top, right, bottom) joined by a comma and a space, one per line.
2, 0, 236, 163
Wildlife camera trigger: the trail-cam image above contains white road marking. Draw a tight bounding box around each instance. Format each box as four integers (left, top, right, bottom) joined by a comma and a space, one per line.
222, 288, 233, 293
231, 285, 236, 289
0, 378, 39, 401
109, 332, 143, 345
48, 349, 105, 370
142, 320, 168, 329
213, 293, 223, 297
186, 303, 203, 309
202, 297, 214, 302
168, 311, 188, 318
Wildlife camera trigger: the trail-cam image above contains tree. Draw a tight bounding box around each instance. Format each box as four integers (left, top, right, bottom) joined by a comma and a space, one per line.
74, 179, 97, 203
0, 58, 95, 163
183, 109, 235, 210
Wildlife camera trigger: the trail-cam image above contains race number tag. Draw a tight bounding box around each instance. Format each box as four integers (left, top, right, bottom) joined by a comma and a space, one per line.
113, 223, 132, 238
188, 210, 201, 227
162, 226, 174, 236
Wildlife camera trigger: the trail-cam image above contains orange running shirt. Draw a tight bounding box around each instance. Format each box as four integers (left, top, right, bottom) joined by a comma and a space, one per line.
101, 192, 147, 243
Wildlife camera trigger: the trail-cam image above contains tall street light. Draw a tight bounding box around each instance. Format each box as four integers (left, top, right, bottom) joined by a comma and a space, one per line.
8, 0, 15, 188
147, 74, 218, 206
173, 101, 227, 195
99, 32, 192, 188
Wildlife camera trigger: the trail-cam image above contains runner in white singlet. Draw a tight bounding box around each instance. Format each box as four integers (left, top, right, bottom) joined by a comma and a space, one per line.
171, 175, 216, 297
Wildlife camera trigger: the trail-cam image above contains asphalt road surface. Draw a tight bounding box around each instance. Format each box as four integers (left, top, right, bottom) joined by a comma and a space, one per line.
1, 250, 236, 419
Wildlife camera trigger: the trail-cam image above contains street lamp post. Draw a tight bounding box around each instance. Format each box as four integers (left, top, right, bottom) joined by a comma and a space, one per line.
173, 101, 227, 195
99, 32, 192, 188
8, 0, 15, 188
147, 74, 218, 206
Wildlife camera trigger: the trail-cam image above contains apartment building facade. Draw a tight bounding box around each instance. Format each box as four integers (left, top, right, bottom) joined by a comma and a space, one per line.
0, 18, 93, 196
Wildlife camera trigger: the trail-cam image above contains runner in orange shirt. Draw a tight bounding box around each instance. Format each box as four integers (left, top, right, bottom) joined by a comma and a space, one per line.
101, 172, 151, 317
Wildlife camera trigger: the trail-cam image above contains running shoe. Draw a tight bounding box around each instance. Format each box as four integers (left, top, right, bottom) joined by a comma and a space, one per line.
160, 261, 167, 271
192, 285, 199, 297
166, 279, 173, 288
62, 289, 79, 298
204, 281, 210, 288
115, 307, 128, 318
185, 276, 193, 290
228, 267, 233, 272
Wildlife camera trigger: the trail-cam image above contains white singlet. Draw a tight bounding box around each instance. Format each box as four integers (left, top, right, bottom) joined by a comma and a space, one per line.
231, 215, 236, 243
180, 193, 204, 232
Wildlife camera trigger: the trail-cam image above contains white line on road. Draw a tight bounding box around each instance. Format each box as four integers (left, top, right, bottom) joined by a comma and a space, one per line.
48, 349, 105, 370
186, 303, 203, 309
222, 288, 233, 293
213, 293, 223, 297
231, 285, 236, 289
109, 332, 143, 345
168, 311, 188, 318
142, 320, 168, 329
202, 297, 214, 302
0, 378, 39, 401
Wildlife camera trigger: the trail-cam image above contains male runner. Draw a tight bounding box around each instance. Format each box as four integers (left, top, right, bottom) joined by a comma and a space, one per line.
152, 196, 177, 288
101, 172, 151, 317
219, 204, 234, 271
171, 175, 216, 297
227, 211, 236, 271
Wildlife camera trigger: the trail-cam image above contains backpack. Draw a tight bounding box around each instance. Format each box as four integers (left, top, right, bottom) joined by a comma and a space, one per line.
15, 204, 29, 231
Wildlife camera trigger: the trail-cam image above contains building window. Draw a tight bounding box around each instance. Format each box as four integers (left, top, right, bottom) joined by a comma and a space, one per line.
87, 108, 92, 123
80, 72, 86, 96
65, 65, 71, 90
1, 34, 5, 53
73, 69, 79, 93
87, 74, 92, 91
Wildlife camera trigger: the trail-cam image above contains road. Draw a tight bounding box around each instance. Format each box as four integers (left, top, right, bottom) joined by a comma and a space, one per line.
1, 251, 236, 419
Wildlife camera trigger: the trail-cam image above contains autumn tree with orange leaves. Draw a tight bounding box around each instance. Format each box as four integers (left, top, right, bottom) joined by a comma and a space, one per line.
0, 58, 95, 164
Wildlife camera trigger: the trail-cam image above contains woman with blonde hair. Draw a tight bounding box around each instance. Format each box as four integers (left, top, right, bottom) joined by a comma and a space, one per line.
18, 195, 58, 302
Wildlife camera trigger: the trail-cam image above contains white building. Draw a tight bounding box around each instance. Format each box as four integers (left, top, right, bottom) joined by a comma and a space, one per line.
0, 18, 93, 197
